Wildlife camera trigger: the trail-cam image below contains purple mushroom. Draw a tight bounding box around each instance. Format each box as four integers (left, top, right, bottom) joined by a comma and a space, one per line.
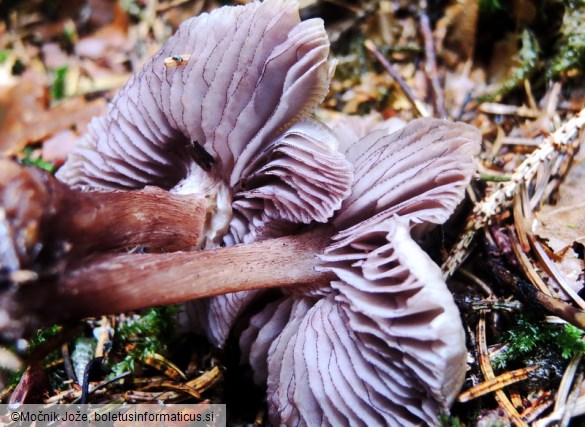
57, 0, 352, 249
238, 118, 480, 426
0, 1, 482, 424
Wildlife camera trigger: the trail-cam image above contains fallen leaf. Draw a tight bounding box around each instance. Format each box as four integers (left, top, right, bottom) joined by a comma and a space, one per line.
533, 136, 585, 294
9, 363, 50, 405
535, 203, 585, 253
42, 129, 81, 165
0, 88, 106, 155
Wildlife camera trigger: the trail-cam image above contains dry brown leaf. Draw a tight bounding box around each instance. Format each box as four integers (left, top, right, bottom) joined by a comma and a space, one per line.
0, 70, 48, 154
535, 142, 585, 251
41, 129, 81, 165
532, 133, 585, 294
0, 87, 106, 155
535, 204, 585, 253
533, 205, 585, 293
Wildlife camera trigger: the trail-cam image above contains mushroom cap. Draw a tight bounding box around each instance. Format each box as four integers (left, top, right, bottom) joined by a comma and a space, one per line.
57, 0, 351, 240
57, 0, 352, 248
322, 111, 406, 152
333, 117, 480, 236
187, 118, 352, 346
240, 118, 481, 426
59, 0, 332, 190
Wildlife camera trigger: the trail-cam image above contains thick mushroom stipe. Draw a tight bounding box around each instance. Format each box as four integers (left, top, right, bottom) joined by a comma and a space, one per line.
0, 159, 207, 269
15, 227, 335, 324
0, 159, 206, 340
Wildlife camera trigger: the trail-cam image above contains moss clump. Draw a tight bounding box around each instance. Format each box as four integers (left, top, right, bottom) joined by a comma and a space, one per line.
478, 29, 540, 103
109, 306, 180, 377
493, 312, 585, 371
547, 1, 585, 78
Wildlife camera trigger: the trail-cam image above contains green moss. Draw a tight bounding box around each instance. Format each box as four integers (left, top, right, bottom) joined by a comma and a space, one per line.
492, 312, 585, 371
331, 34, 369, 84
557, 324, 585, 358
5, 326, 61, 388
8, 325, 69, 390
50, 65, 68, 101
20, 146, 55, 173
478, 29, 540, 103
28, 325, 62, 347
547, 1, 585, 78
439, 412, 463, 427
479, 0, 503, 14
109, 306, 180, 377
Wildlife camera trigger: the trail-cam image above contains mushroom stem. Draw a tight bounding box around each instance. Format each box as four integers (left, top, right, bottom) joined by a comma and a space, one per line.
38, 226, 336, 322
57, 188, 207, 253
66, 189, 207, 252
1, 160, 207, 273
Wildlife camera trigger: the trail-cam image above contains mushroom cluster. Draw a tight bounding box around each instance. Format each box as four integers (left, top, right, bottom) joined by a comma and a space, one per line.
0, 0, 482, 425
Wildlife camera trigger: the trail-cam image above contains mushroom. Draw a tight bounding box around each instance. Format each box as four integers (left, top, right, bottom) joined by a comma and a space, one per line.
0, 0, 481, 422
2, 119, 479, 427
5, 117, 479, 425
238, 118, 481, 426
56, 0, 349, 244
0, 0, 352, 337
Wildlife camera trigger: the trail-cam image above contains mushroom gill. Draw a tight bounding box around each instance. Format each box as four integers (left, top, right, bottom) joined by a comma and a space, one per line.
239, 117, 481, 426
0, 1, 483, 423
57, 0, 351, 249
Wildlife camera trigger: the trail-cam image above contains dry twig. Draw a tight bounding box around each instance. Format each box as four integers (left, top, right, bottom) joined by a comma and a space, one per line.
477, 310, 528, 426
364, 39, 431, 117
458, 365, 538, 403
418, 0, 446, 118
443, 108, 585, 277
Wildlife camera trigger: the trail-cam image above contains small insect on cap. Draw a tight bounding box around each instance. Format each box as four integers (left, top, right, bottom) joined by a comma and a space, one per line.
57, 0, 351, 250
164, 54, 191, 67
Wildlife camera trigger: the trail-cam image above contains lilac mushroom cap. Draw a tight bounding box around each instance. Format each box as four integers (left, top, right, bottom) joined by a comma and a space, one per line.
188, 119, 352, 345
57, 0, 352, 249
57, 0, 353, 349
239, 118, 481, 426
322, 110, 406, 152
